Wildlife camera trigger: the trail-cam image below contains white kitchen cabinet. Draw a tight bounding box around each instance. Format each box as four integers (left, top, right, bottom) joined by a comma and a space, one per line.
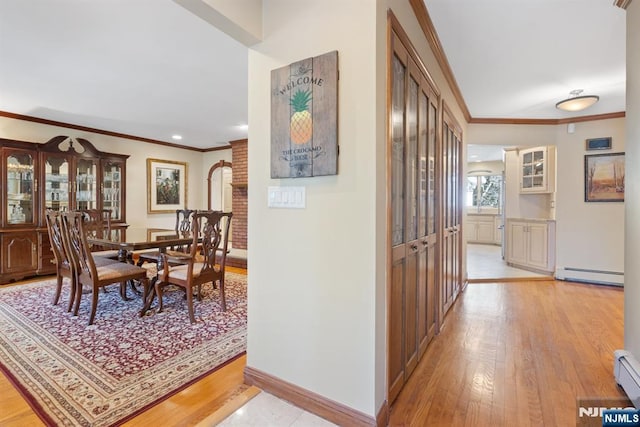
466, 214, 500, 244
505, 218, 555, 274
520, 146, 556, 194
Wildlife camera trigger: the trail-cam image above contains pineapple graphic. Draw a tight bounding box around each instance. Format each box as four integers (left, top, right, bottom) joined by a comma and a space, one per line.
289, 89, 312, 144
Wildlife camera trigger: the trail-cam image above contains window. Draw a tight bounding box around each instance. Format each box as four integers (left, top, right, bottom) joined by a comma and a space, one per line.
466, 174, 502, 210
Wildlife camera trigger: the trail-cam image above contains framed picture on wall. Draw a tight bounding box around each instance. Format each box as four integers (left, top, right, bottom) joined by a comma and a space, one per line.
585, 137, 612, 151
584, 152, 624, 202
147, 158, 188, 213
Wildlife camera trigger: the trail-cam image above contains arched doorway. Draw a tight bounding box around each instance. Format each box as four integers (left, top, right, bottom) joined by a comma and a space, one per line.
207, 160, 233, 245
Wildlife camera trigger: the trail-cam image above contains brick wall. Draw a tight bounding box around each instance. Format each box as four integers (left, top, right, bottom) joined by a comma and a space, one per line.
230, 139, 247, 250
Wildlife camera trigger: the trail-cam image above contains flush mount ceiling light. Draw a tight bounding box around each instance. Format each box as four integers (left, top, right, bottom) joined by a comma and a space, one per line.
555, 89, 599, 112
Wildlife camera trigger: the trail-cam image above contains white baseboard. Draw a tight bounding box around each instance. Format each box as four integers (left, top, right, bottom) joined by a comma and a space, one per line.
615, 350, 640, 408
555, 266, 623, 287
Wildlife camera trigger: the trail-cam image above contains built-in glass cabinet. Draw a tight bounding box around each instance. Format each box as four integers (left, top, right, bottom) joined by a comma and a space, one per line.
519, 146, 556, 194
1, 136, 129, 284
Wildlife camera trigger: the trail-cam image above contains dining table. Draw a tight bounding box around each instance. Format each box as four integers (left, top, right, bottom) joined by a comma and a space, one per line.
88, 227, 194, 261
87, 227, 197, 315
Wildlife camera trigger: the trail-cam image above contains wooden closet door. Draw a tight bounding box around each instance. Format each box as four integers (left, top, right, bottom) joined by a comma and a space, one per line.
388, 25, 442, 404
389, 43, 408, 403
417, 84, 438, 357
441, 106, 463, 315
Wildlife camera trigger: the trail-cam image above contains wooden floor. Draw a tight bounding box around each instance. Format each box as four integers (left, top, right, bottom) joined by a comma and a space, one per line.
389, 279, 626, 426
1, 276, 626, 426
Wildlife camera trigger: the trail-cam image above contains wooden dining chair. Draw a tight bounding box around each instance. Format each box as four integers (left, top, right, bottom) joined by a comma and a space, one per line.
44, 210, 76, 312
61, 211, 150, 325
138, 208, 196, 267
79, 209, 119, 259
155, 211, 232, 323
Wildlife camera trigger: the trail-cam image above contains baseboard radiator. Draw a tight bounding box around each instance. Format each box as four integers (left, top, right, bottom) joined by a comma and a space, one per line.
555, 267, 623, 287
614, 350, 640, 408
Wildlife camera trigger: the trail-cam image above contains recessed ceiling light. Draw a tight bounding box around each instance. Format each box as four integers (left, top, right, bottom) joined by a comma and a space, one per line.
172, 135, 183, 140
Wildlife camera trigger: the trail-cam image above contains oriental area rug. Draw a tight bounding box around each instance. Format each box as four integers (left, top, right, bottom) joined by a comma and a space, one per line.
0, 271, 247, 427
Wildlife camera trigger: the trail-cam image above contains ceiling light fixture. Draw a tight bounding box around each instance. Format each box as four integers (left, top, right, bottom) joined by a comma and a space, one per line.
555, 89, 599, 112
172, 134, 183, 140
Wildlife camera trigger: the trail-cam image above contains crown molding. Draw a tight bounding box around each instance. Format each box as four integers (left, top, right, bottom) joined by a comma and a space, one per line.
0, 110, 230, 152
614, 0, 632, 10
469, 111, 625, 125
408, 2, 626, 126
409, 0, 471, 122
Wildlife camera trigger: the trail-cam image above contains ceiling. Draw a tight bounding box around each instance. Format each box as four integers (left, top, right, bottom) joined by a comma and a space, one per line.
0, 1, 627, 153
0, 0, 248, 150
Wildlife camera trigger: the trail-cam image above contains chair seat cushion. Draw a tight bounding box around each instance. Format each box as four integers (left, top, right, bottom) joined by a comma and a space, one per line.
93, 256, 119, 267
159, 262, 220, 282
139, 250, 188, 262
91, 249, 120, 259
96, 262, 147, 282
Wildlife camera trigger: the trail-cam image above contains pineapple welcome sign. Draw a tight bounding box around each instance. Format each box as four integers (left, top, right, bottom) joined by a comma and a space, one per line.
271, 50, 338, 178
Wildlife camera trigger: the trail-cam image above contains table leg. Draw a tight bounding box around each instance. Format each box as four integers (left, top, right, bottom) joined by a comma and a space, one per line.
139, 276, 158, 316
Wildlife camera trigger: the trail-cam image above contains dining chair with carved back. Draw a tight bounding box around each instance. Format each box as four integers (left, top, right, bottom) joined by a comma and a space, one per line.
44, 209, 76, 312
61, 211, 150, 325
137, 208, 196, 268
155, 210, 232, 323
79, 209, 120, 259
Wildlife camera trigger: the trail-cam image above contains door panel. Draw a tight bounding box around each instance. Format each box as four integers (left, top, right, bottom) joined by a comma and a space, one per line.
388, 24, 449, 404
442, 106, 463, 316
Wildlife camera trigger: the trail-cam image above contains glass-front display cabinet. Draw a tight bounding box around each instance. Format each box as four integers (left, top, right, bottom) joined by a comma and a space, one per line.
1, 135, 129, 284
102, 159, 124, 221
44, 153, 71, 212
5, 149, 36, 226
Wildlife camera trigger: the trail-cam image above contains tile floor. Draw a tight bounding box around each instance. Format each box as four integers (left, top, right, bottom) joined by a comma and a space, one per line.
466, 243, 548, 280
218, 392, 337, 426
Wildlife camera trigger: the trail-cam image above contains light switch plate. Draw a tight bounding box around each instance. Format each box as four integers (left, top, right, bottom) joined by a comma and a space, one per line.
268, 186, 306, 208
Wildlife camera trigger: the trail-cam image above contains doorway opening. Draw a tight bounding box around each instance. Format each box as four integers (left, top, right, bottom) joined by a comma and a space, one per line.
208, 160, 233, 247
466, 145, 546, 281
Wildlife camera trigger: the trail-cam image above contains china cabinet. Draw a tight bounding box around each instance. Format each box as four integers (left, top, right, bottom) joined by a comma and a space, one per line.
0, 136, 129, 284
519, 146, 556, 194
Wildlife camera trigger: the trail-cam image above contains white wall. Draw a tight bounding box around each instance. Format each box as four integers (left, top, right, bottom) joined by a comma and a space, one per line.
468, 123, 558, 147
625, 1, 640, 356
555, 119, 625, 275
0, 117, 208, 227
247, 0, 380, 417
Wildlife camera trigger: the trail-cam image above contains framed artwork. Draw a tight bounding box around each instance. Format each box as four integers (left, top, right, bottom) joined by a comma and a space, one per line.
585, 137, 612, 151
147, 158, 188, 213
584, 152, 624, 202
270, 50, 338, 178
146, 228, 178, 241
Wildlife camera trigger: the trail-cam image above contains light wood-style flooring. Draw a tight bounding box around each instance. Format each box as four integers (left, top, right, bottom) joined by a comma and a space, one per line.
389, 279, 626, 426
1, 275, 626, 426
